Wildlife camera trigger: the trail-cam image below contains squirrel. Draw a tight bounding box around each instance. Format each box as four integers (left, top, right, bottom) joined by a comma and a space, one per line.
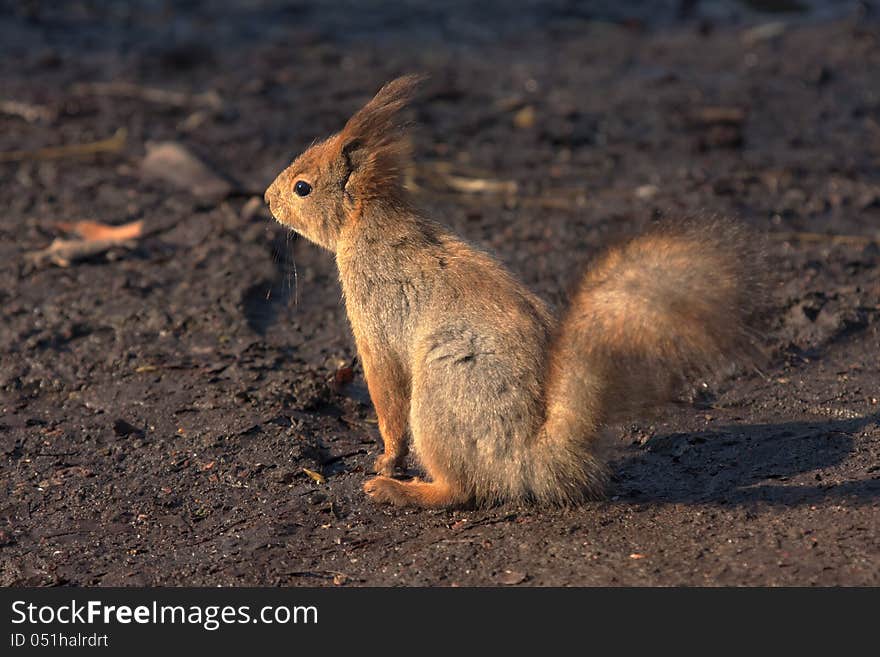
264, 75, 763, 508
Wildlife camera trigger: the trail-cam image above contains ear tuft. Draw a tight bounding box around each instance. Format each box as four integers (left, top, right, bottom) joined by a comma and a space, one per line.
342, 74, 425, 149
338, 74, 425, 202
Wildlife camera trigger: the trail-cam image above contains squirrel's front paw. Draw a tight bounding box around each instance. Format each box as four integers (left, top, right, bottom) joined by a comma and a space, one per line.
372, 453, 402, 477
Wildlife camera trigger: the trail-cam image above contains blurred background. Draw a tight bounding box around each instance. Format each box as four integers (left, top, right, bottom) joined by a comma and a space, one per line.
1, 1, 878, 586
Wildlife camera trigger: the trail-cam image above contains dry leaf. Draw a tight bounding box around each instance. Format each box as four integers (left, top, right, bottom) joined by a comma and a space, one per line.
27, 218, 145, 268
331, 366, 354, 392
57, 219, 143, 242
141, 141, 233, 202
303, 468, 326, 484
512, 105, 536, 129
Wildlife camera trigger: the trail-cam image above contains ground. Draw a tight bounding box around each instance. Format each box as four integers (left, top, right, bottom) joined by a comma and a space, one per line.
0, 1, 878, 586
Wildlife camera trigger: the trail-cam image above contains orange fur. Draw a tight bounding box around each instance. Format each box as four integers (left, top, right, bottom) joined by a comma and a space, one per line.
265, 77, 765, 508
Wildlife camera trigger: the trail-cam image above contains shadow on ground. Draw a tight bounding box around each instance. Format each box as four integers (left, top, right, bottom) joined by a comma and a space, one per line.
615, 413, 880, 506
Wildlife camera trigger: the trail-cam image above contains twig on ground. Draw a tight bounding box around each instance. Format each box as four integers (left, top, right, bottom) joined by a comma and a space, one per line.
442, 173, 518, 195
25, 237, 138, 268
0, 128, 126, 162
0, 99, 56, 123
774, 231, 879, 246
415, 162, 518, 195
71, 81, 223, 111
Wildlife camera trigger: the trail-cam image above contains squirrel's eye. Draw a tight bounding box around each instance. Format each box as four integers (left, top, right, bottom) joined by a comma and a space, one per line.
294, 180, 312, 197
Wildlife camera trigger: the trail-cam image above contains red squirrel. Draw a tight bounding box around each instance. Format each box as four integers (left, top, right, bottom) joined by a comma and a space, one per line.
264, 75, 763, 508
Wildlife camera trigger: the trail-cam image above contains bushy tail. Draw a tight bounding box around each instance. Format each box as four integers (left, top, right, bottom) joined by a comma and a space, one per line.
533, 218, 765, 502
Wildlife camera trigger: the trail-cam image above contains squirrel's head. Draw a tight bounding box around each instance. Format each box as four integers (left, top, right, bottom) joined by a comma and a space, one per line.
264, 74, 422, 251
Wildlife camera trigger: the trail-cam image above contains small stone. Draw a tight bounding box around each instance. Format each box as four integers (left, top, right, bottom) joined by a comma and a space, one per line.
112, 418, 144, 438
498, 570, 527, 585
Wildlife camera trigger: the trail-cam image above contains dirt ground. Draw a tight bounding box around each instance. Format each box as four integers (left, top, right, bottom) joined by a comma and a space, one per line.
1, 1, 878, 586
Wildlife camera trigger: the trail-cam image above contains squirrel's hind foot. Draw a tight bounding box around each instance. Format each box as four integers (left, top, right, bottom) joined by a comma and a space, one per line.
363, 476, 462, 508
372, 452, 406, 477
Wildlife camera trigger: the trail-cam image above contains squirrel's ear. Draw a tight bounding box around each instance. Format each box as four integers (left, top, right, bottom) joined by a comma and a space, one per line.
341, 74, 424, 148
338, 75, 423, 201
